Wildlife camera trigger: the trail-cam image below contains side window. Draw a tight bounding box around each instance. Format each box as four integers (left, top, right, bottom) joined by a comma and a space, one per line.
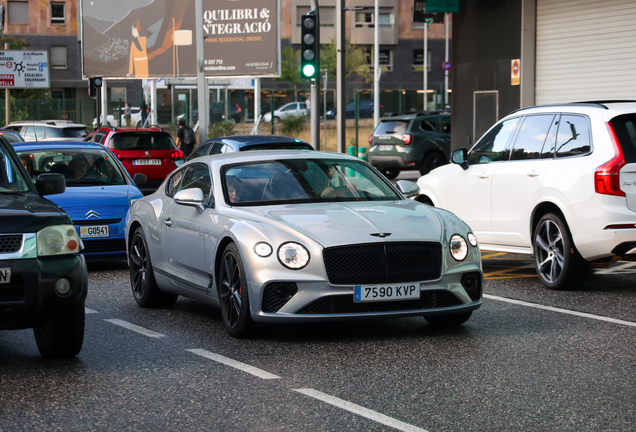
509, 114, 555, 161
209, 142, 224, 155
189, 142, 212, 160
555, 115, 591, 158
220, 144, 233, 153
22, 126, 35, 140
440, 119, 451, 134
540, 115, 559, 158
420, 119, 436, 132
178, 164, 212, 201
468, 117, 520, 164
94, 133, 106, 144
166, 169, 185, 197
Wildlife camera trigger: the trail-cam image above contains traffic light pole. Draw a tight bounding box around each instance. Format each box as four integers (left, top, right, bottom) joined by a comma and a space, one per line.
308, 1, 320, 150
336, 0, 345, 153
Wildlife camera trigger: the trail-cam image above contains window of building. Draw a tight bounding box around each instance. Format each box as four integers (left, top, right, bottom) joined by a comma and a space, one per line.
51, 2, 66, 25
51, 46, 67, 69
7, 1, 29, 24
362, 48, 393, 72
412, 49, 432, 72
296, 6, 335, 27
355, 9, 393, 28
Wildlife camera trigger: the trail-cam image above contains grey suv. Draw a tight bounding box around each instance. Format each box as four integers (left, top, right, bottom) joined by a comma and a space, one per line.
368, 111, 450, 179
3, 120, 88, 141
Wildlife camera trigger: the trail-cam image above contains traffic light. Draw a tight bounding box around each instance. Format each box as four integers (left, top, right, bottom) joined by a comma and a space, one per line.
88, 77, 102, 97
300, 14, 318, 79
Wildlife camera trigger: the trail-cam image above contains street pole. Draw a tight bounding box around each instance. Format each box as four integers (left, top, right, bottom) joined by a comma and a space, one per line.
444, 13, 449, 107
100, 79, 108, 127
150, 79, 157, 125
423, 23, 428, 110
195, 0, 209, 144
310, 0, 320, 150
4, 43, 10, 126
254, 78, 261, 134
323, 70, 328, 151
336, 0, 346, 153
373, 0, 379, 128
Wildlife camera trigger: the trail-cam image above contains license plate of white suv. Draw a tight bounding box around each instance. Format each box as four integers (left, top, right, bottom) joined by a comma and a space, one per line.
354, 284, 420, 302
133, 159, 161, 165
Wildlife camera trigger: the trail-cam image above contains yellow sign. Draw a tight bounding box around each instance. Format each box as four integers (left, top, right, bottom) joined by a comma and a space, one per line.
511, 59, 520, 86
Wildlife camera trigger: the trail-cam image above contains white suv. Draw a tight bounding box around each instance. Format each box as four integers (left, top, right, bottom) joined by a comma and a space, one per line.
415, 101, 636, 290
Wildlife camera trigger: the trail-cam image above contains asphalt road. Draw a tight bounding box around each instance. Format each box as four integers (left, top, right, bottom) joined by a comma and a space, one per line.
1, 253, 636, 432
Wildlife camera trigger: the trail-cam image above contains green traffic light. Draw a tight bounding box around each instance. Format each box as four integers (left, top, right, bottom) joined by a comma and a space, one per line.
303, 64, 315, 78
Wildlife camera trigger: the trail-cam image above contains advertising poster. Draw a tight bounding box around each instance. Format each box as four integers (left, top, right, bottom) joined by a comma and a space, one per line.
81, 0, 280, 79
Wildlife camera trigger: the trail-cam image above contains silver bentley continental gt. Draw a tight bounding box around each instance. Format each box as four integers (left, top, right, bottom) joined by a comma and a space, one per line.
125, 150, 483, 337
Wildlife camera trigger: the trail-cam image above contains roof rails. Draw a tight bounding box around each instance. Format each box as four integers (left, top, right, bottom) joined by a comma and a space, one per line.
508, 100, 636, 115
388, 110, 450, 118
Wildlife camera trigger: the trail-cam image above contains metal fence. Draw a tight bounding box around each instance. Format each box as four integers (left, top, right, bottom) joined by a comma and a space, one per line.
0, 98, 97, 127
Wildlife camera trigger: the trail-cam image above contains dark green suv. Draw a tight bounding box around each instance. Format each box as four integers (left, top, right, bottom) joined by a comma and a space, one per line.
368, 111, 451, 179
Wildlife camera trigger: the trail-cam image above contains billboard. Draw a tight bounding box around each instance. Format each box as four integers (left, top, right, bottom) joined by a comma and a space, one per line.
81, 0, 280, 79
0, 51, 49, 89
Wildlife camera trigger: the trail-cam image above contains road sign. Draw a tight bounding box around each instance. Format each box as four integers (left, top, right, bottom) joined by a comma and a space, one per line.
0, 50, 49, 89
443, 61, 452, 70
511, 59, 520, 86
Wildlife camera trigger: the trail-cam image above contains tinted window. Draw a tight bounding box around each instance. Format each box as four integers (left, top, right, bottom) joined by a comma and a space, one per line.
188, 142, 212, 160
468, 117, 520, 164
0, 132, 24, 143
209, 143, 224, 154
510, 115, 555, 161
0, 144, 31, 193
609, 114, 636, 163
375, 120, 408, 135
241, 143, 313, 151
178, 164, 212, 201
166, 169, 185, 196
420, 119, 436, 132
555, 115, 591, 158
110, 132, 175, 150
540, 115, 559, 159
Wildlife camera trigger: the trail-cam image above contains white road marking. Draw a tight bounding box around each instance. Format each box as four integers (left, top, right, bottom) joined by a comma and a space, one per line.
186, 349, 280, 380
104, 319, 165, 338
294, 388, 429, 432
484, 294, 636, 328
85, 307, 98, 314
595, 262, 636, 275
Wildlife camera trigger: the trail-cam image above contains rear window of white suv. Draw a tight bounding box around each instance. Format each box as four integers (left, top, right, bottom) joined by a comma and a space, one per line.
609, 114, 636, 163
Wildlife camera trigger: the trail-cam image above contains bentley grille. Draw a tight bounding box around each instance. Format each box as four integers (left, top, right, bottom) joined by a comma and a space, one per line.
322, 242, 442, 285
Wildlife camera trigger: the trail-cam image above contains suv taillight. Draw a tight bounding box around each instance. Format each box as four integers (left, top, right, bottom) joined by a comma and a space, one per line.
171, 150, 184, 159
402, 133, 413, 145
595, 122, 626, 197
368, 134, 374, 145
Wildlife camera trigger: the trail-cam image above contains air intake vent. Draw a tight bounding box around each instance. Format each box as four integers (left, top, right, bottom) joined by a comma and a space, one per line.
0, 235, 23, 254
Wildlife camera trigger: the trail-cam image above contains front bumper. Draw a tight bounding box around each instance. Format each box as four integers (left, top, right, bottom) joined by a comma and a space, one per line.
0, 254, 88, 330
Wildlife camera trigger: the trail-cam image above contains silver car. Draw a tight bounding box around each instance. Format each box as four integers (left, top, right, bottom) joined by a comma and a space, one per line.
125, 151, 483, 337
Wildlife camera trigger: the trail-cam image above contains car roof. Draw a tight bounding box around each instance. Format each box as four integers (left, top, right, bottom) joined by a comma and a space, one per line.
192, 149, 357, 168
93, 126, 168, 133
5, 120, 87, 128
206, 135, 310, 148
386, 110, 451, 120
507, 101, 636, 118
12, 141, 109, 151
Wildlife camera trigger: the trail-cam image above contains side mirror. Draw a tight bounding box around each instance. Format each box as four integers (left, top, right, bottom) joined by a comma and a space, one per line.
36, 173, 65, 195
174, 188, 205, 212
133, 173, 147, 186
451, 148, 469, 170
395, 180, 420, 198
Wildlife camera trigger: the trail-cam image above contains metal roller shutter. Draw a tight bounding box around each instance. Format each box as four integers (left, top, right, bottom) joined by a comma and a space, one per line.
535, 0, 636, 105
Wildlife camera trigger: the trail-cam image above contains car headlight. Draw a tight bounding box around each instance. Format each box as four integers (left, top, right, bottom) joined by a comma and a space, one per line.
278, 242, 310, 269
254, 242, 273, 257
467, 232, 478, 247
37, 225, 80, 256
130, 198, 139, 207
449, 234, 468, 261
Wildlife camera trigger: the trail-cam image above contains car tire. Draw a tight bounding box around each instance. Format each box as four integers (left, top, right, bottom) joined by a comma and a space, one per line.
419, 152, 447, 175
218, 243, 254, 338
533, 213, 590, 290
33, 305, 85, 358
425, 311, 472, 327
129, 227, 179, 307
274, 116, 281, 123
382, 169, 400, 180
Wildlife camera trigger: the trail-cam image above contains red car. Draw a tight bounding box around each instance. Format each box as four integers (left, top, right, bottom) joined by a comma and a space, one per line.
84, 127, 184, 193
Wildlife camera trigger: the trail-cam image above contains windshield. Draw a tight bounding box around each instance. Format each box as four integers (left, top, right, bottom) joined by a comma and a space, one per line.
0, 145, 32, 193
110, 132, 175, 150
46, 127, 88, 138
0, 132, 24, 143
223, 158, 401, 205
15, 148, 128, 187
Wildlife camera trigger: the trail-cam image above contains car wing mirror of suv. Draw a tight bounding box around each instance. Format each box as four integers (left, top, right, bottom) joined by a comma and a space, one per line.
452, 148, 469, 170
36, 173, 66, 195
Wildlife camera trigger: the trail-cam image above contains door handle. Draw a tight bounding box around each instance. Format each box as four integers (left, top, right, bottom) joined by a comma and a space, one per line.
527, 170, 540, 177
164, 218, 172, 227
478, 173, 489, 179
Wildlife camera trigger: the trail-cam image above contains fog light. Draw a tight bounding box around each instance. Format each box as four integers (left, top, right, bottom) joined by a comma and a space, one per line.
55, 278, 71, 295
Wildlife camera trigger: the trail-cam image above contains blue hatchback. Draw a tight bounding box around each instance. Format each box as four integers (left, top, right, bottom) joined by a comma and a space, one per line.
12, 142, 144, 261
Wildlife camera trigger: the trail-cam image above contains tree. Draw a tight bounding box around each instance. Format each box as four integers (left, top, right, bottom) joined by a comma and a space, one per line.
320, 37, 368, 81
274, 46, 302, 101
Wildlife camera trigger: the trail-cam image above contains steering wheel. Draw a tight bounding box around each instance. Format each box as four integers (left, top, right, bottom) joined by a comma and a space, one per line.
78, 171, 103, 181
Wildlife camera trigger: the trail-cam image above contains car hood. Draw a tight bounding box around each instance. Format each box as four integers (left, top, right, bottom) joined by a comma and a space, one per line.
0, 193, 69, 234
45, 185, 137, 209
230, 199, 443, 247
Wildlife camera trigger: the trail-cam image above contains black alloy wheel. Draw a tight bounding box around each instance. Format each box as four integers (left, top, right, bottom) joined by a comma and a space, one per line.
533, 213, 590, 290
129, 227, 178, 307
219, 243, 253, 338
419, 152, 446, 175
383, 168, 400, 180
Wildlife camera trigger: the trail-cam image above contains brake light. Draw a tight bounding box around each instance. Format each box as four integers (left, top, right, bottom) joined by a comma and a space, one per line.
236, 105, 242, 113
368, 134, 374, 145
402, 133, 413, 145
595, 123, 626, 197
113, 152, 122, 159
171, 150, 184, 159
